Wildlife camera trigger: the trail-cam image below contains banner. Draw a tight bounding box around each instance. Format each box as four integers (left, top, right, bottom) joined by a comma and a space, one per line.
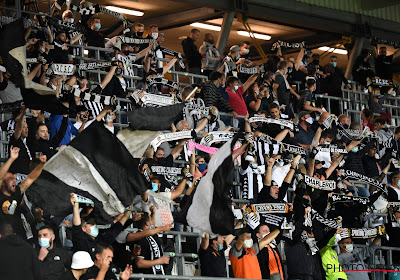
368, 78, 394, 89
150, 166, 183, 176
271, 40, 306, 51
311, 209, 342, 229
130, 91, 176, 107
341, 226, 386, 239
187, 141, 218, 154
304, 175, 336, 191
48, 64, 76, 76
313, 144, 348, 154
259, 134, 306, 155
150, 130, 194, 150
73, 89, 114, 106
339, 170, 387, 194
237, 64, 259, 75
147, 77, 179, 90
372, 37, 400, 48
119, 37, 154, 45
248, 116, 296, 131
330, 194, 369, 205
337, 124, 377, 141
199, 131, 235, 146
250, 203, 292, 214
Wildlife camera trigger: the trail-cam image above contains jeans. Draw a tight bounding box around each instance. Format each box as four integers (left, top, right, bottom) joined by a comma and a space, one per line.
346, 185, 370, 197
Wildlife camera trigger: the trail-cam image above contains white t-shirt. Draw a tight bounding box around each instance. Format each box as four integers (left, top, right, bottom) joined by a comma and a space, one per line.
142, 192, 173, 227
104, 124, 115, 134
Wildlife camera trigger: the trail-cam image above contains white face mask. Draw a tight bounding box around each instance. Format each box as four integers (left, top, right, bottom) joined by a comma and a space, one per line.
345, 243, 353, 253
243, 239, 253, 249
152, 32, 159, 40
234, 85, 239, 91
66, 18, 74, 23
241, 48, 249, 55
50, 84, 57, 91
305, 117, 313, 124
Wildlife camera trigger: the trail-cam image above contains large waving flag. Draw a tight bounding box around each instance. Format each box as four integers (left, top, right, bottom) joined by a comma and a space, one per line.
26, 121, 149, 223
185, 136, 237, 235
0, 19, 68, 114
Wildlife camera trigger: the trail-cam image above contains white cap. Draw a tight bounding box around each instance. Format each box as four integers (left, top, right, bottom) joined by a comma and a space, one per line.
71, 251, 94, 269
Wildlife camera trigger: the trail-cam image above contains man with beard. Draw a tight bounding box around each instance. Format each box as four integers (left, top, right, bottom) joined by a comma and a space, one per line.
0, 146, 46, 238
48, 30, 69, 64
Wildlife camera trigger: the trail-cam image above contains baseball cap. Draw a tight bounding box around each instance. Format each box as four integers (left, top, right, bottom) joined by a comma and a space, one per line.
230, 45, 240, 53
298, 111, 311, 121
71, 251, 94, 269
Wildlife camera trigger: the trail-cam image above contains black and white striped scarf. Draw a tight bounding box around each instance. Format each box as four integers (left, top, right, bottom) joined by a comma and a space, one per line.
340, 225, 386, 239
304, 175, 336, 191
271, 40, 306, 51
330, 194, 369, 205
248, 116, 296, 131
311, 209, 342, 229
338, 170, 387, 194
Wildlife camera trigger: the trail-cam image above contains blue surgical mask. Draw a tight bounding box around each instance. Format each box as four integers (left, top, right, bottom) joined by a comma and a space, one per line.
351, 147, 359, 153
284, 70, 288, 75
255, 91, 259, 96
89, 225, 99, 238
331, 62, 337, 67
277, 161, 284, 167
149, 225, 155, 229
39, 238, 50, 248
397, 180, 400, 188
324, 142, 330, 145
198, 163, 207, 173
151, 182, 159, 192
94, 23, 101, 31
236, 55, 241, 60
234, 85, 239, 91
217, 244, 223, 251
251, 163, 258, 169
217, 83, 221, 88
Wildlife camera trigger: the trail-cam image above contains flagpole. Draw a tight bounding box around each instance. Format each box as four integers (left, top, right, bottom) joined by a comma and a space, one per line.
184, 87, 198, 102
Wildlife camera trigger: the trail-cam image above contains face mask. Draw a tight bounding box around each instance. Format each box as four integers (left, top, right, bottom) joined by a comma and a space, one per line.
136, 31, 144, 37
123, 50, 130, 56
345, 243, 353, 253
94, 22, 101, 31
236, 55, 241, 60
251, 163, 258, 169
208, 39, 214, 45
216, 83, 221, 88
301, 232, 308, 241
241, 48, 249, 55
276, 161, 284, 167
40, 47, 46, 53
149, 225, 155, 229
315, 168, 325, 176
234, 85, 239, 91
216, 244, 223, 251
397, 180, 400, 188
89, 225, 99, 238
243, 239, 253, 249
66, 18, 74, 23
324, 142, 330, 145
104, 113, 113, 123
306, 238, 319, 254
39, 238, 51, 248
151, 182, 159, 192
284, 70, 288, 75
287, 67, 293, 73
152, 32, 159, 40
198, 163, 207, 173
255, 91, 259, 96
331, 62, 337, 67
351, 147, 359, 153
156, 157, 166, 165
115, 67, 123, 76
305, 117, 313, 124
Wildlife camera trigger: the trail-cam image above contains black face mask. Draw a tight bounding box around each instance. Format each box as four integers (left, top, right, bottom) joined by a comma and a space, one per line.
123, 50, 130, 56
208, 39, 214, 44
156, 157, 166, 165
312, 60, 320, 65
315, 168, 325, 176
136, 31, 144, 37
342, 124, 349, 129
115, 68, 123, 76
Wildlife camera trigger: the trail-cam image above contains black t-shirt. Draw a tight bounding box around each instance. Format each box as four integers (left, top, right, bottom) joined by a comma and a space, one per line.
274, 73, 290, 105
245, 94, 260, 116
136, 234, 166, 275
9, 136, 31, 175
375, 54, 393, 79
81, 265, 118, 280
0, 189, 24, 237
198, 243, 228, 277
72, 222, 123, 259
61, 270, 77, 280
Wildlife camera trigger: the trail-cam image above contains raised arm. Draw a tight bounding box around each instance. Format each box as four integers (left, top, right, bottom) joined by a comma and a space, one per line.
19, 155, 46, 193
135, 43, 153, 61
99, 66, 117, 89
294, 47, 304, 71
258, 229, 280, 249
126, 224, 172, 243
242, 74, 258, 93
70, 193, 81, 226
263, 158, 275, 185
170, 178, 187, 200
163, 57, 178, 75
200, 233, 210, 250
13, 108, 27, 140
0, 147, 20, 181
170, 139, 186, 161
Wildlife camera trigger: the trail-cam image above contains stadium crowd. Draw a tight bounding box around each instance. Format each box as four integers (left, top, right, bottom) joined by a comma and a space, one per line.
1, 1, 400, 280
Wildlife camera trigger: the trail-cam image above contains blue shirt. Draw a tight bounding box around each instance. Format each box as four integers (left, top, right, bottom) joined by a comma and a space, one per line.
48, 114, 79, 146
293, 125, 316, 145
